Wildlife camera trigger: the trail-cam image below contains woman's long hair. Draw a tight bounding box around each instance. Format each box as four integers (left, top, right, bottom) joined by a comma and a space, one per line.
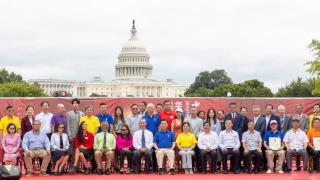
207, 108, 217, 124
77, 121, 86, 142
114, 106, 125, 125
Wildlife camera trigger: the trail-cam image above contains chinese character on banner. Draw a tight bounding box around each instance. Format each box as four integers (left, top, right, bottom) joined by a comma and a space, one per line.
191, 101, 201, 108
174, 101, 183, 109
185, 101, 190, 117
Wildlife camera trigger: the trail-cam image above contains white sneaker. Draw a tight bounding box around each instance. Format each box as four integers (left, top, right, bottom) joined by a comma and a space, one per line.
278, 170, 284, 174
266, 169, 272, 174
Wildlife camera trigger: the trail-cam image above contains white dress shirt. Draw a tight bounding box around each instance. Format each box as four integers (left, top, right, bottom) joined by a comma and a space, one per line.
50, 133, 70, 151
35, 112, 53, 134
198, 131, 219, 150
218, 130, 240, 149
283, 128, 308, 150
133, 129, 153, 150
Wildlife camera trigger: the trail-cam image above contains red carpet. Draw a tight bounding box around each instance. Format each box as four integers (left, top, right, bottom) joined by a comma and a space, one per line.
20, 172, 320, 180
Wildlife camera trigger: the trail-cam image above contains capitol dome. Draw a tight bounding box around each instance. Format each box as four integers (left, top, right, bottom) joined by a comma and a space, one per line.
115, 20, 153, 80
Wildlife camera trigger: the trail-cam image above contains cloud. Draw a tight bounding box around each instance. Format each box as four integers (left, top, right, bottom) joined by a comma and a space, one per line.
0, 0, 319, 93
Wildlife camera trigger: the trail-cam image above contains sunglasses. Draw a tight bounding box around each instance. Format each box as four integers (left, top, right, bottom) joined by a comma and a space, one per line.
9, 128, 15, 130
121, 129, 128, 131
58, 126, 64, 129
132, 108, 138, 110
8, 109, 14, 112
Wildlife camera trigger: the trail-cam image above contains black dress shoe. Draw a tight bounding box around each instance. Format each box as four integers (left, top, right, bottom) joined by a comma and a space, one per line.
169, 169, 175, 175
97, 169, 103, 175
254, 170, 259, 174
234, 170, 240, 174
223, 170, 228, 174
105, 169, 111, 175
84, 167, 91, 175
144, 170, 149, 174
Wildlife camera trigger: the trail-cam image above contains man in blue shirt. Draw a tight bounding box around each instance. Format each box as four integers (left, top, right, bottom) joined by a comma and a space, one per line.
144, 103, 160, 135
96, 103, 114, 133
263, 120, 285, 174
22, 120, 51, 177
153, 120, 176, 175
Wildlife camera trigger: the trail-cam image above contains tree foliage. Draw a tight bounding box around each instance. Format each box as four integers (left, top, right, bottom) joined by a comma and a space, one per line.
305, 39, 320, 96
276, 77, 314, 97
0, 82, 47, 97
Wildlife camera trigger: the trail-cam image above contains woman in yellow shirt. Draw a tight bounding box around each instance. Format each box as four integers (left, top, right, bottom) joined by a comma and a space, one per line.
176, 122, 197, 174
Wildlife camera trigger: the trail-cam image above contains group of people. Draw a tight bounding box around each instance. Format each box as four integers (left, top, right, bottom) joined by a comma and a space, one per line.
1, 98, 320, 177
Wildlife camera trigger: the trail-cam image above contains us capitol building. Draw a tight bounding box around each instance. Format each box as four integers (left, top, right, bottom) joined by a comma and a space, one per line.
29, 21, 189, 97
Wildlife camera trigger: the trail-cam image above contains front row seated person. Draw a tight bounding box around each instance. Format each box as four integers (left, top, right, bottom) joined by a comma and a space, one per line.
22, 120, 51, 177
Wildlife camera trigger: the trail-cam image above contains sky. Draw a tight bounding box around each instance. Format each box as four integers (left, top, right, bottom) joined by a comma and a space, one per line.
0, 0, 319, 92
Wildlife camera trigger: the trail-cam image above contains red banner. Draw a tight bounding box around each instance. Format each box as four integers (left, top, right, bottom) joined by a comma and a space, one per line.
0, 97, 319, 118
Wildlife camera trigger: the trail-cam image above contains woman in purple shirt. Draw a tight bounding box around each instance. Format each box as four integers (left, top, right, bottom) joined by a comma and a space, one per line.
116, 125, 133, 174
2, 123, 21, 165
21, 106, 35, 138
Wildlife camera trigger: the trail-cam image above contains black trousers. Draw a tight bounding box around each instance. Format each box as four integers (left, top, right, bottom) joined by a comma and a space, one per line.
200, 149, 217, 172
119, 150, 133, 169
243, 150, 263, 171
221, 149, 240, 171
308, 148, 320, 171
133, 149, 153, 171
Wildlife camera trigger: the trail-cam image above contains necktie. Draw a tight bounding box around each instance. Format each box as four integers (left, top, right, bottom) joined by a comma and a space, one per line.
141, 130, 146, 148
103, 132, 107, 149
59, 135, 63, 149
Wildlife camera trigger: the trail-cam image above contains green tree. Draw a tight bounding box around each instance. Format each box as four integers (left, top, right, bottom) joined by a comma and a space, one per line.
276, 77, 314, 97
0, 82, 47, 97
0, 68, 23, 83
306, 39, 320, 96
185, 69, 232, 96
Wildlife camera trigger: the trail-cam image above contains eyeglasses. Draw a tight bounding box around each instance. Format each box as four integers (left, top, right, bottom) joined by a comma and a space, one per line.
121, 129, 128, 131
132, 108, 138, 110
58, 126, 64, 129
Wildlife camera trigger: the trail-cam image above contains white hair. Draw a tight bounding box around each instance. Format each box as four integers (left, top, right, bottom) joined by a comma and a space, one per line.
277, 105, 286, 111
146, 103, 154, 109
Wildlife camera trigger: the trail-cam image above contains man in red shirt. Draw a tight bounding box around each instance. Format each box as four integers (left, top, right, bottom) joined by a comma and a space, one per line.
159, 100, 176, 130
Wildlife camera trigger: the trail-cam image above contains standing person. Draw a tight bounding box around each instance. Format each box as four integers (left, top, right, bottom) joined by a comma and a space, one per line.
0, 105, 21, 139
116, 125, 133, 174
225, 102, 244, 136
293, 104, 309, 133
138, 101, 147, 116
2, 123, 21, 165
66, 98, 84, 173
50, 123, 70, 175
264, 104, 281, 132
171, 108, 184, 137
263, 120, 285, 174
51, 104, 67, 134
240, 107, 250, 133
94, 122, 116, 175
218, 119, 241, 174
252, 105, 266, 137
284, 118, 308, 172
126, 104, 141, 134
307, 118, 320, 172
205, 108, 221, 135
159, 100, 176, 130
198, 121, 218, 174
22, 120, 51, 177
80, 105, 100, 135
154, 120, 176, 175
217, 110, 226, 131
96, 103, 114, 133
21, 106, 35, 138
36, 101, 53, 138
197, 110, 206, 121
156, 103, 163, 115
113, 106, 126, 136
184, 107, 202, 172
144, 103, 160, 135
132, 119, 153, 174
73, 121, 94, 175
278, 105, 292, 133
176, 122, 197, 174
242, 121, 263, 174
309, 103, 320, 130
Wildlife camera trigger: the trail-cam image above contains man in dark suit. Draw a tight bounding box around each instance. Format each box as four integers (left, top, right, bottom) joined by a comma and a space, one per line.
277, 105, 292, 133
240, 107, 250, 133
225, 102, 244, 137
252, 106, 266, 137
264, 104, 281, 132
